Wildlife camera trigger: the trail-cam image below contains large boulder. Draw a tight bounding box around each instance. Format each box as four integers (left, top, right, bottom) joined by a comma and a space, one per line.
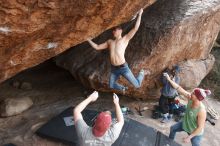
0, 0, 155, 83
56, 0, 220, 99
178, 55, 215, 90
0, 97, 33, 117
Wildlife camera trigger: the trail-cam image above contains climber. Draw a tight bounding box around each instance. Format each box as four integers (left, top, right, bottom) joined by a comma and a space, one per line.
87, 8, 149, 93
163, 73, 209, 146
73, 91, 124, 146
159, 65, 181, 123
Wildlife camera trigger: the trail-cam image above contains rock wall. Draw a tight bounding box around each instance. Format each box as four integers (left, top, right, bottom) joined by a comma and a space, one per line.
0, 0, 155, 83
56, 0, 220, 98
216, 31, 220, 44
178, 55, 215, 90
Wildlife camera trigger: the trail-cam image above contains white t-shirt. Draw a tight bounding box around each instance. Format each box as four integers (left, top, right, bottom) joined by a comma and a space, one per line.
75, 119, 123, 146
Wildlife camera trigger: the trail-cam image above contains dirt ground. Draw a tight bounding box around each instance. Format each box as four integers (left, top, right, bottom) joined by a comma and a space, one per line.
0, 61, 219, 146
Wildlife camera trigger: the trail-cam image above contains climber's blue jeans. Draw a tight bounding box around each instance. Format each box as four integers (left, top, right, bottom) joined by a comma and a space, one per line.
109, 63, 144, 91
169, 121, 202, 146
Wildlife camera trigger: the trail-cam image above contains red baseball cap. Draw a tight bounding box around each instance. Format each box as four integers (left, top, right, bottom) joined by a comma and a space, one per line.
193, 88, 211, 101
92, 112, 112, 137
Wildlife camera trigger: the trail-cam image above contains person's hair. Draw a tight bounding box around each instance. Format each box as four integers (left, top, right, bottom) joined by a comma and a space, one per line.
104, 110, 112, 115
172, 65, 180, 73
112, 25, 122, 31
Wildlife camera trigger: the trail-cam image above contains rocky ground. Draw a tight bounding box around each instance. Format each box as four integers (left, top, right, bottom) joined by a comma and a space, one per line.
0, 60, 220, 146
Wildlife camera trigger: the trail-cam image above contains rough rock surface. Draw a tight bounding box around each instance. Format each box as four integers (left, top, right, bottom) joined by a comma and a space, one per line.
0, 96, 33, 117
0, 0, 155, 83
55, 0, 220, 98
20, 82, 32, 90
0, 65, 220, 146
216, 31, 220, 44
178, 55, 215, 90
11, 80, 20, 89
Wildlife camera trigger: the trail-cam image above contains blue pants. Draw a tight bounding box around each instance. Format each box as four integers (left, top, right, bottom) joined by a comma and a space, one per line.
109, 63, 144, 91
169, 121, 202, 146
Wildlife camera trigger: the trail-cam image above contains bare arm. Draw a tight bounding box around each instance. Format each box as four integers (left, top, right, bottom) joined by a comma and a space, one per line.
183, 109, 206, 143
73, 91, 98, 123
125, 8, 143, 40
163, 73, 191, 98
87, 38, 108, 50
113, 93, 124, 125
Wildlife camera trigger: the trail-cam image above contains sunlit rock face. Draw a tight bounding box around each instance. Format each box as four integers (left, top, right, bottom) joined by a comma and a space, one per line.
56, 0, 220, 99
0, 0, 155, 83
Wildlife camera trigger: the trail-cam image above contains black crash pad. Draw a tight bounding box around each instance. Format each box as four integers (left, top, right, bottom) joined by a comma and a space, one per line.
36, 107, 181, 146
